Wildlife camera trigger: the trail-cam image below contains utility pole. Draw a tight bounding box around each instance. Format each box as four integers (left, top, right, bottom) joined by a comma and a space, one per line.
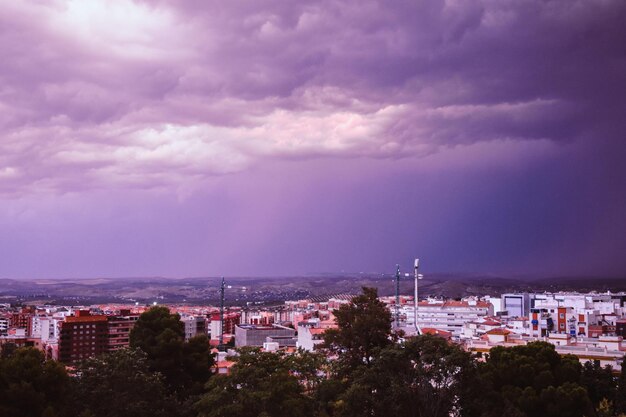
414, 259, 422, 335
395, 264, 401, 328
219, 277, 225, 351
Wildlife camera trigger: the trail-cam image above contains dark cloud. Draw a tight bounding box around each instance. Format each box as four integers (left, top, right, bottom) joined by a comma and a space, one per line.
0, 0, 624, 277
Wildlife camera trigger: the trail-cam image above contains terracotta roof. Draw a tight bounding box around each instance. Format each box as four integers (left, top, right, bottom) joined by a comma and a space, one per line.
209, 336, 233, 347
443, 301, 468, 307
418, 301, 443, 306
486, 328, 512, 336
421, 328, 453, 339
65, 315, 108, 323
309, 328, 327, 335
216, 361, 235, 368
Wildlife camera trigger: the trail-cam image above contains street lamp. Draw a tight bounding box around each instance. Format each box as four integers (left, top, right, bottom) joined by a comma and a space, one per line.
414, 259, 423, 334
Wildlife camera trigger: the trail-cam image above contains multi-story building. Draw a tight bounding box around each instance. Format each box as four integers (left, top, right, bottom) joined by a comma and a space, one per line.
241, 310, 275, 326
528, 292, 626, 337
401, 299, 493, 336
0, 316, 8, 335
9, 307, 34, 336
297, 326, 327, 352
107, 310, 138, 351
183, 315, 206, 341
234, 324, 295, 348
209, 312, 241, 340
501, 293, 530, 318
58, 311, 109, 364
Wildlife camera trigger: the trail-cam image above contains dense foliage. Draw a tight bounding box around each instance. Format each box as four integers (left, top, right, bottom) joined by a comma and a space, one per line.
1, 294, 625, 417
0, 347, 70, 417
71, 348, 177, 417
196, 347, 323, 417
322, 286, 393, 379
129, 306, 214, 398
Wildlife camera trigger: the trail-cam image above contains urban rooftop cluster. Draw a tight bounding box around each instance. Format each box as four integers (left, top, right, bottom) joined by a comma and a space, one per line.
1, 289, 625, 372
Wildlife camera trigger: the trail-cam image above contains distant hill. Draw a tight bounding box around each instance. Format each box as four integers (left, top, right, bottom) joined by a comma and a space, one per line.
0, 274, 624, 306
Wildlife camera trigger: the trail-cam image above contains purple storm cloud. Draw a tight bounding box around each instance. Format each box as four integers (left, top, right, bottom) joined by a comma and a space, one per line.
0, 0, 625, 278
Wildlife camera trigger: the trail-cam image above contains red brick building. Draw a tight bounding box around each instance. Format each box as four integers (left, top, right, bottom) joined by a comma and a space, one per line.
58, 311, 108, 364
209, 312, 241, 335
9, 307, 34, 336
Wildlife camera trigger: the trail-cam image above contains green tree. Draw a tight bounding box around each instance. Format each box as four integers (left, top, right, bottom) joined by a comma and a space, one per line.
322, 287, 392, 379
195, 347, 316, 417
476, 342, 595, 417
129, 306, 214, 398
580, 361, 617, 410
615, 367, 626, 415
72, 348, 178, 417
129, 305, 185, 358
336, 334, 477, 417
182, 334, 215, 395
0, 347, 71, 417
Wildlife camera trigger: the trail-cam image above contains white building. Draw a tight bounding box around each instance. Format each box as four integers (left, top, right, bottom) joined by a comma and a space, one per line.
401, 299, 493, 337
501, 293, 530, 318
297, 325, 326, 352
465, 332, 626, 372
0, 317, 8, 334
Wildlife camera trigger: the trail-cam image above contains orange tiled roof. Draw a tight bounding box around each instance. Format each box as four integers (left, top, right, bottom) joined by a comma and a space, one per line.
421, 328, 453, 338
65, 315, 108, 323
486, 328, 512, 336
216, 361, 235, 368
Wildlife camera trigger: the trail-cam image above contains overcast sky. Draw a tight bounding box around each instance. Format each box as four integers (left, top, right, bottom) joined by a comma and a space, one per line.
1, 0, 625, 279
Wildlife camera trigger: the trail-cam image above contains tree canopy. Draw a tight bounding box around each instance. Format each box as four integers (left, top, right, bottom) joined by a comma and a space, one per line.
322, 287, 393, 379
335, 334, 478, 417
129, 306, 214, 398
71, 348, 177, 417
0, 347, 71, 417
476, 342, 595, 417
195, 347, 321, 417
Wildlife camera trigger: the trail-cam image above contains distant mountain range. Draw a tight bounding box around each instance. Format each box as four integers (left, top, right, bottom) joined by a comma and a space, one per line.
0, 274, 624, 306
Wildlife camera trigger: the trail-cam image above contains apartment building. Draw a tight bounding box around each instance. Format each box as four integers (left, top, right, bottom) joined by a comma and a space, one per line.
107, 310, 138, 351
58, 311, 109, 364
401, 299, 493, 336
234, 324, 295, 347
182, 315, 206, 341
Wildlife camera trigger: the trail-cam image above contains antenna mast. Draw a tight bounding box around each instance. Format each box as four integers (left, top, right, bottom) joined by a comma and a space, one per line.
414, 259, 422, 335
219, 276, 225, 350
394, 264, 401, 328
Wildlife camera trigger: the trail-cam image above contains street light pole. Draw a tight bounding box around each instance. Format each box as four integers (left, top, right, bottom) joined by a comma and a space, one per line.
414, 259, 422, 335
394, 264, 401, 329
